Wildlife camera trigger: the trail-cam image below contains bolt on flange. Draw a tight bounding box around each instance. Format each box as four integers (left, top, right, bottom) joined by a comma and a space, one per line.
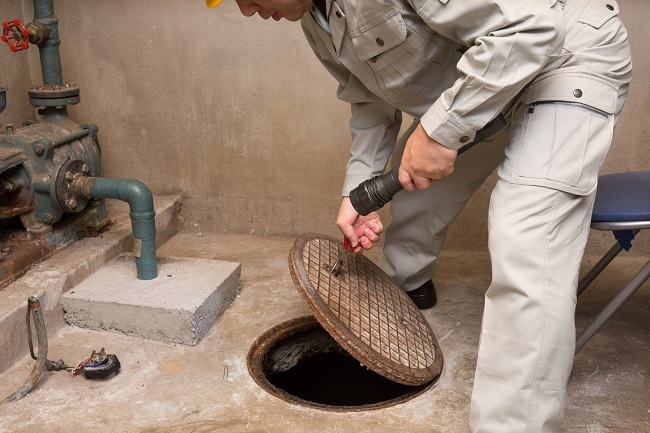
54, 159, 91, 213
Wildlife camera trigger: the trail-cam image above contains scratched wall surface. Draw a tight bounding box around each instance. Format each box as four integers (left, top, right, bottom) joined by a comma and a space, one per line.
3, 0, 649, 254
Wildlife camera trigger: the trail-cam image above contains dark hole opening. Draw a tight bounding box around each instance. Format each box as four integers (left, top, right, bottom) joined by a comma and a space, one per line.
250, 318, 433, 410
267, 351, 428, 406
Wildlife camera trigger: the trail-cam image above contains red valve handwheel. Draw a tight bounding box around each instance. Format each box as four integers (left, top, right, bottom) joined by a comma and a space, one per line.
2, 19, 30, 52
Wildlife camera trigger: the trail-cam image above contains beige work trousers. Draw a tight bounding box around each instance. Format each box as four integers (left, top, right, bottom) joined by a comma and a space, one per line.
377, 1, 633, 431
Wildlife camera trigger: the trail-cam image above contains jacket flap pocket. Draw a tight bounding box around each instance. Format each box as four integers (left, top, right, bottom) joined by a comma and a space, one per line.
578, 0, 619, 29
524, 74, 618, 114
351, 12, 407, 61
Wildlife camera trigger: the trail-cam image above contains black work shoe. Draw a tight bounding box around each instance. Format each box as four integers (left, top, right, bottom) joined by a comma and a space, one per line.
406, 280, 437, 309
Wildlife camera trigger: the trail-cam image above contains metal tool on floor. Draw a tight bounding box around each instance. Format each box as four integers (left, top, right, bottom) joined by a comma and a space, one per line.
1, 296, 120, 405
69, 348, 121, 379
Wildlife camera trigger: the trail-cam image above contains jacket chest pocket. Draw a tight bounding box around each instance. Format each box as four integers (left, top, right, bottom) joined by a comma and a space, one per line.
578, 0, 619, 29
350, 12, 456, 102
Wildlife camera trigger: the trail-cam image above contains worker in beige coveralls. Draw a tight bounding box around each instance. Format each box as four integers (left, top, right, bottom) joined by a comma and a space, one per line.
207, 0, 632, 431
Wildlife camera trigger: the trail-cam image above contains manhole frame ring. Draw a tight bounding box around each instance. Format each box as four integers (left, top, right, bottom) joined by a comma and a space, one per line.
247, 315, 437, 412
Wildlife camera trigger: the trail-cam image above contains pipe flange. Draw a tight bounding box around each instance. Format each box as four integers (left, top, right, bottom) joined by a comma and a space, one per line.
29, 84, 80, 106
54, 159, 90, 213
28, 83, 79, 99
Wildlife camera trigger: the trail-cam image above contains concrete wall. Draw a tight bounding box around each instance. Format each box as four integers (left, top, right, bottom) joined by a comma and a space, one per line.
4, 0, 649, 254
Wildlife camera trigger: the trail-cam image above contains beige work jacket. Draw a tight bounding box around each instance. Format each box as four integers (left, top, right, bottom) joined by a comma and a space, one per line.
301, 0, 566, 195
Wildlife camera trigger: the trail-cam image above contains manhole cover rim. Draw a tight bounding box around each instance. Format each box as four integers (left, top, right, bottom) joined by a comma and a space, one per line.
288, 233, 443, 386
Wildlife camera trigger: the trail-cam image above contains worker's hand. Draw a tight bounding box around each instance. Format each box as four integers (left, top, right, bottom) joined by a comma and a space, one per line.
337, 197, 383, 254
399, 124, 457, 191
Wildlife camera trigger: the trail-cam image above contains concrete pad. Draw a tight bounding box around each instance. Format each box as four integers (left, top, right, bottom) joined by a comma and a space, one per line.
0, 195, 181, 374
61, 254, 241, 345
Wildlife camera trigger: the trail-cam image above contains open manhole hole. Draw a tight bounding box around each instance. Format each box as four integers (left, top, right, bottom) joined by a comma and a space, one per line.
248, 234, 444, 411
248, 316, 436, 411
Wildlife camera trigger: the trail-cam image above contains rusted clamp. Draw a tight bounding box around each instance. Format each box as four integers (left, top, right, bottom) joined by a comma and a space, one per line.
69, 348, 121, 379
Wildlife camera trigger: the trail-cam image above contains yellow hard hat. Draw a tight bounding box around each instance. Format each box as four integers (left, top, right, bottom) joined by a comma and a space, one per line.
206, 0, 223, 7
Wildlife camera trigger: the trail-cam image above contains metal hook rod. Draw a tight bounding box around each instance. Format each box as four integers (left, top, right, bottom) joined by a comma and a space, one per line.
1, 297, 48, 404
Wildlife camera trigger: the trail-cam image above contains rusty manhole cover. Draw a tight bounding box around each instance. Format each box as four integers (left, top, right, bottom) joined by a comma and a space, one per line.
288, 233, 443, 385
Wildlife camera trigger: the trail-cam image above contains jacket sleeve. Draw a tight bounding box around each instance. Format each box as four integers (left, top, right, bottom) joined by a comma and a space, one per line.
408, 0, 566, 150
302, 19, 403, 196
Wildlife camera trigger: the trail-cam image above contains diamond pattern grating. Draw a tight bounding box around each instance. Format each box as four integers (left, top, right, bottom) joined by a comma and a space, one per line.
288, 234, 443, 385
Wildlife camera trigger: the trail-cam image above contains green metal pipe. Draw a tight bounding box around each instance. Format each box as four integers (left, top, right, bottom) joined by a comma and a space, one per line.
33, 0, 63, 85
75, 177, 157, 280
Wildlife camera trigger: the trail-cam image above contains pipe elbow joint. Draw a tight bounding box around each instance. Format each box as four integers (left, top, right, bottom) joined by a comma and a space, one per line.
85, 177, 158, 280
117, 179, 154, 212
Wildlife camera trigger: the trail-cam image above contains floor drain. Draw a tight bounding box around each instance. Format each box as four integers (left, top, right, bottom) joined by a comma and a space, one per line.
248, 316, 435, 411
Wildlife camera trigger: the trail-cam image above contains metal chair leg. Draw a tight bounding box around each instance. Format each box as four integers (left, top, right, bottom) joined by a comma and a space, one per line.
576, 259, 650, 353
578, 230, 641, 296
578, 242, 625, 296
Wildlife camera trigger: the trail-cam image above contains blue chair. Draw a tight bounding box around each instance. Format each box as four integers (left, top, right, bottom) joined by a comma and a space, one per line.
576, 171, 650, 353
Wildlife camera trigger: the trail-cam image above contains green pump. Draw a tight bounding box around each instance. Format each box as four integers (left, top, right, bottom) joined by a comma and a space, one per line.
0, 0, 157, 280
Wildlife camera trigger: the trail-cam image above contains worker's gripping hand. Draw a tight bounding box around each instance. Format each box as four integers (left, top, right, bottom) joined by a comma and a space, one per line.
399, 124, 458, 191
337, 197, 383, 253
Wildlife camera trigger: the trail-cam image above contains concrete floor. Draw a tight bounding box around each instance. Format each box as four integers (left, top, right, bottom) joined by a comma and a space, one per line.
0, 231, 648, 433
